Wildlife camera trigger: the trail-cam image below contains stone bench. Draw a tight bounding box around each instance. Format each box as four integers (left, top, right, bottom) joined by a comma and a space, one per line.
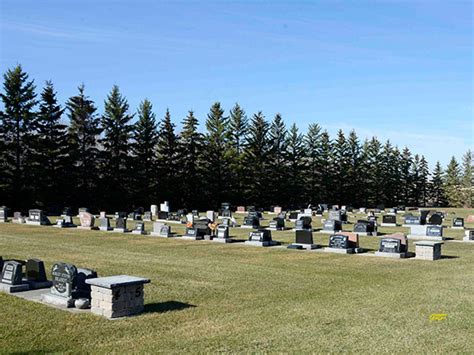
86, 275, 150, 319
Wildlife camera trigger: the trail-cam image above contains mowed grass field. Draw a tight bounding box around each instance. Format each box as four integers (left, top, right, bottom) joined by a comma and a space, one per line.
0, 208, 473, 353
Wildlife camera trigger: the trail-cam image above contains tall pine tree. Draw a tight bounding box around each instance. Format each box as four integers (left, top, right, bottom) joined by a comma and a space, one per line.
461, 150, 473, 208
0, 65, 37, 209
267, 113, 288, 205
99, 85, 134, 210
66, 84, 102, 208
35, 81, 68, 208
131, 99, 158, 207
430, 161, 445, 207
444, 156, 461, 207
304, 123, 323, 204
286, 123, 305, 208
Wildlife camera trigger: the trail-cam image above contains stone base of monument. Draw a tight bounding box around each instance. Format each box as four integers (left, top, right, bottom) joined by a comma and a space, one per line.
240, 225, 256, 229
291, 228, 313, 232
150, 232, 173, 237
451, 226, 464, 230
99, 226, 113, 231
357, 232, 378, 236
87, 275, 150, 319
323, 247, 358, 254
180, 235, 204, 240
319, 230, 342, 234
0, 282, 30, 293
42, 293, 75, 307
25, 280, 53, 290
462, 237, 474, 242
381, 223, 397, 227
374, 251, 408, 259
244, 240, 281, 247
12, 219, 25, 224
25, 221, 43, 226
212, 237, 244, 243
0, 220, 8, 223
407, 235, 444, 241
53, 224, 76, 228
112, 228, 130, 233
288, 243, 320, 250
266, 227, 287, 231
155, 219, 182, 225
131, 231, 147, 235
77, 226, 99, 230
414, 241, 443, 260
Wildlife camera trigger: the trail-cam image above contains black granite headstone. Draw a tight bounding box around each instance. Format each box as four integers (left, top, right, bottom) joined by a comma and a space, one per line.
383, 215, 397, 224
1, 260, 23, 285
51, 263, 77, 298
25, 259, 47, 282
249, 230, 272, 242
295, 230, 313, 244
328, 235, 349, 249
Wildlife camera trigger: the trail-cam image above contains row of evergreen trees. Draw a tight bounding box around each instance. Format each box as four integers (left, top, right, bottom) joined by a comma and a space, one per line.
0, 65, 472, 212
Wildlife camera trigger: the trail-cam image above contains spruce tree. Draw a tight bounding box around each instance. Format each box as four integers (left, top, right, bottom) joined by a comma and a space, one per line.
203, 102, 230, 207
461, 150, 473, 208
418, 156, 429, 207
35, 80, 68, 208
332, 130, 351, 205
444, 156, 462, 207
286, 123, 305, 208
346, 130, 362, 206
430, 161, 445, 207
242, 111, 271, 207
268, 113, 288, 205
156, 109, 179, 206
365, 137, 383, 207
304, 123, 323, 204
379, 141, 397, 206
319, 131, 333, 203
0, 65, 37, 209
400, 147, 413, 205
100, 85, 134, 210
178, 110, 203, 208
66, 84, 101, 208
410, 154, 421, 206
227, 103, 248, 204
131, 99, 158, 206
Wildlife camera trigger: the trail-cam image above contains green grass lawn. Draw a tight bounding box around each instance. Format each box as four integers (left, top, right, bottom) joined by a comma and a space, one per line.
0, 208, 473, 353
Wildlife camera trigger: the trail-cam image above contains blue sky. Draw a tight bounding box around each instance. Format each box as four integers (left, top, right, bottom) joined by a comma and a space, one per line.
1, 0, 472, 167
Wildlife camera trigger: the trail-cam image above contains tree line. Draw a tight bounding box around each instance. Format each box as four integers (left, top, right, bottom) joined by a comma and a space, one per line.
0, 65, 472, 212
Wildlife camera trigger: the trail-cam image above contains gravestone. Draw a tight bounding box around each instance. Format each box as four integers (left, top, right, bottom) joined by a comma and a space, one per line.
375, 233, 408, 258
150, 204, 158, 218
99, 216, 112, 231
192, 210, 200, 218
42, 262, 78, 307
1, 261, 24, 285
212, 225, 233, 243
157, 211, 169, 220
0, 206, 7, 222
26, 209, 51, 226
55, 214, 76, 228
288, 211, 299, 221
74, 268, 97, 300
132, 221, 146, 235
466, 215, 474, 223
114, 212, 127, 219
288, 230, 319, 250
428, 213, 443, 226
78, 212, 96, 230
415, 241, 443, 260
324, 232, 361, 254
408, 225, 444, 241
25, 258, 52, 289
242, 214, 260, 229
236, 206, 246, 213
12, 211, 25, 224
0, 260, 30, 293
381, 214, 397, 227
295, 216, 312, 231
143, 211, 152, 221
268, 217, 285, 231
452, 218, 464, 229
206, 210, 217, 222
353, 220, 377, 236
463, 230, 474, 241
113, 217, 129, 233
100, 211, 106, 218
328, 210, 342, 222
160, 201, 170, 213
88, 275, 150, 319
321, 219, 342, 234
273, 206, 282, 214
151, 222, 172, 237
403, 214, 421, 226
245, 229, 280, 247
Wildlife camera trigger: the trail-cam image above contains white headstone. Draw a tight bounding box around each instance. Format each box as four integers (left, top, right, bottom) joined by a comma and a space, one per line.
151, 205, 158, 217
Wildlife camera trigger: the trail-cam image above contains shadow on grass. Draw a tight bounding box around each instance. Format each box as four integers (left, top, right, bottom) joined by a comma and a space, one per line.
143, 301, 195, 314
440, 255, 459, 259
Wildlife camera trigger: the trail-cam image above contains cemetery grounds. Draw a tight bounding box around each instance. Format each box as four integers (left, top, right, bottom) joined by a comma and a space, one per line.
0, 208, 473, 353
